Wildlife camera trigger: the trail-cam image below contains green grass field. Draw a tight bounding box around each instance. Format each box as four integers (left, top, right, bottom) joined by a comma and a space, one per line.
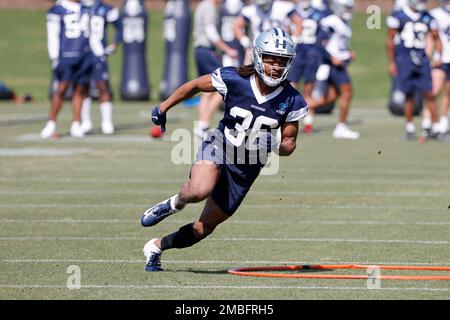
1, 9, 450, 300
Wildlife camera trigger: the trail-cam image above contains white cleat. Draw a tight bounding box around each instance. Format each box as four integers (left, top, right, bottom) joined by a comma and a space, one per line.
101, 121, 114, 135
70, 121, 85, 138
81, 121, 93, 134
333, 124, 360, 140
40, 121, 56, 139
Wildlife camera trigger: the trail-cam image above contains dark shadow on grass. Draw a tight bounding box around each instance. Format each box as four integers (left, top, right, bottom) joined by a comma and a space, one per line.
166, 267, 336, 275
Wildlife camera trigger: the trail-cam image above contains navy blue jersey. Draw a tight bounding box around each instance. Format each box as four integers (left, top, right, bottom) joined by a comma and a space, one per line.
87, 1, 122, 57
47, 0, 90, 60
296, 7, 328, 48
387, 6, 437, 60
210, 67, 308, 167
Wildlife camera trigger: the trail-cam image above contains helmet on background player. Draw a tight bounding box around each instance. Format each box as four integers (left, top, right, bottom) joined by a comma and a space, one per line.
298, 0, 313, 10
224, 0, 244, 14
439, 0, 450, 12
331, 0, 354, 21
407, 0, 428, 12
81, 0, 97, 6
252, 27, 296, 87
254, 0, 274, 13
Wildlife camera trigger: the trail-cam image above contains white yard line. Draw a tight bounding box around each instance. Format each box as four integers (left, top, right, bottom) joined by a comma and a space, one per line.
0, 284, 449, 292
14, 134, 166, 143
0, 236, 448, 245
0, 219, 449, 226
2, 259, 450, 266
0, 203, 444, 211
0, 189, 448, 198
0, 148, 92, 157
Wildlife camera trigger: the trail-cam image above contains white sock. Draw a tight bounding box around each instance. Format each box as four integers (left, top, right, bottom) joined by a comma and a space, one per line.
197, 121, 209, 131
169, 195, 180, 211
439, 116, 448, 133
432, 122, 440, 134
81, 98, 92, 124
406, 122, 415, 133
303, 114, 314, 125
421, 118, 431, 130
100, 101, 113, 123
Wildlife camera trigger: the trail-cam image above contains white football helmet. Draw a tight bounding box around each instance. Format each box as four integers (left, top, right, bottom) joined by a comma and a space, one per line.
252, 27, 296, 87
254, 0, 274, 12
407, 0, 428, 12
440, 0, 450, 11
298, 0, 313, 10
332, 0, 354, 21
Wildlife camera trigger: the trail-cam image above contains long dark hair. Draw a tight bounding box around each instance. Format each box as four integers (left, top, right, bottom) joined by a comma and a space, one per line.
237, 64, 255, 78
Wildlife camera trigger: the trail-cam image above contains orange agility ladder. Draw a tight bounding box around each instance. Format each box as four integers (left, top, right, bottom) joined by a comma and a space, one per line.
228, 264, 450, 281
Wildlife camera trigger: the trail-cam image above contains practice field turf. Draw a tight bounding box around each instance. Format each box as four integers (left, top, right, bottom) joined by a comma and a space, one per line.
0, 8, 450, 300
0, 101, 450, 300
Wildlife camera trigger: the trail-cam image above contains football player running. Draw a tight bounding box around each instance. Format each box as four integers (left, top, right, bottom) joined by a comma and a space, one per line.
421, 0, 450, 139
386, 0, 443, 140
41, 0, 92, 139
192, 0, 239, 140
307, 0, 360, 139
289, 0, 329, 133
233, 0, 303, 65
80, 0, 122, 135
141, 28, 308, 272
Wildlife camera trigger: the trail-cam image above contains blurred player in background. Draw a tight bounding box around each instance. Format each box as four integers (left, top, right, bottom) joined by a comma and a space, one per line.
386, 0, 443, 141
41, 0, 92, 139
289, 0, 329, 133
307, 0, 359, 139
393, 0, 408, 11
421, 0, 450, 139
233, 0, 303, 65
193, 0, 239, 139
141, 28, 307, 272
220, 0, 246, 67
80, 0, 122, 135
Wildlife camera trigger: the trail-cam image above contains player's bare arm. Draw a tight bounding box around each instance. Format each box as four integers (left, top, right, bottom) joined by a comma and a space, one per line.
233, 15, 250, 49
278, 121, 299, 156
386, 28, 398, 77
159, 75, 216, 114
430, 29, 443, 68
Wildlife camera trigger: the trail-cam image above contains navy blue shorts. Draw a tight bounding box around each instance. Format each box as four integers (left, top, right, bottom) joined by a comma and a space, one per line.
195, 47, 222, 76
91, 56, 109, 82
288, 45, 320, 84
55, 54, 93, 85
194, 136, 261, 216
396, 55, 432, 95
328, 64, 351, 87
437, 63, 450, 82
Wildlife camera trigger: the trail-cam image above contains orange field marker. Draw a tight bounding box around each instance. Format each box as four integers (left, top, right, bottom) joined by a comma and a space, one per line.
228, 264, 450, 281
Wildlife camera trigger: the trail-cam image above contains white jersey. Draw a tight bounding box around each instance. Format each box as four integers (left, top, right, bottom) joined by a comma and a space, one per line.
240, 0, 296, 41
393, 0, 408, 11
320, 14, 352, 61
193, 0, 221, 48
430, 7, 450, 63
